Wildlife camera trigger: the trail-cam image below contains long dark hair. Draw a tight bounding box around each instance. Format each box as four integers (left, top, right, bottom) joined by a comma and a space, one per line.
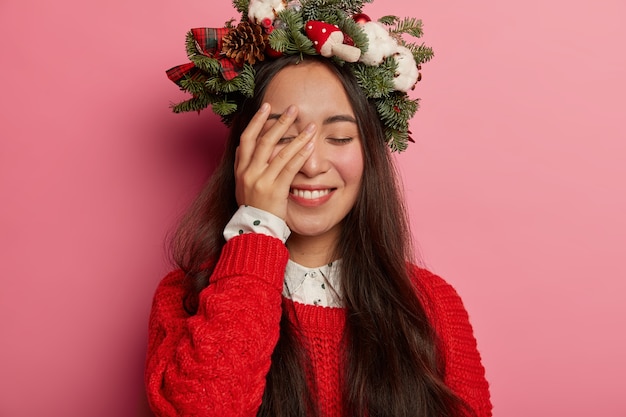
171, 55, 470, 416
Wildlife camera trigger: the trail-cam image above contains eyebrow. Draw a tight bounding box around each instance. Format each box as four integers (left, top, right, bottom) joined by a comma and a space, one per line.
267, 113, 357, 125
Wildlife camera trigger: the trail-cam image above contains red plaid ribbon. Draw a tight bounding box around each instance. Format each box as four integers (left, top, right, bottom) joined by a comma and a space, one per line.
166, 27, 241, 85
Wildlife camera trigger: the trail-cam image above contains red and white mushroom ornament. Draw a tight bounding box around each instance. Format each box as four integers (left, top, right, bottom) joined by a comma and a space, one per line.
304, 20, 361, 62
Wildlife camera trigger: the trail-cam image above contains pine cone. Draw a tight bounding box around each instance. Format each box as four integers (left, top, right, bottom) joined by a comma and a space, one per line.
222, 22, 268, 65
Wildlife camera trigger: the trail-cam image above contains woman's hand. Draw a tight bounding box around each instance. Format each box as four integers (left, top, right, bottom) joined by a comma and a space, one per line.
235, 103, 317, 220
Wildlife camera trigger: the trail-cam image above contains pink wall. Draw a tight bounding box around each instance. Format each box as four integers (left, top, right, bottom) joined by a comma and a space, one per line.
1, 0, 624, 415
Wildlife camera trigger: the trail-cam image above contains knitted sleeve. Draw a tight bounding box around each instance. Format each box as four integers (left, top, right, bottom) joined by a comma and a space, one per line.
145, 233, 289, 417
412, 267, 493, 417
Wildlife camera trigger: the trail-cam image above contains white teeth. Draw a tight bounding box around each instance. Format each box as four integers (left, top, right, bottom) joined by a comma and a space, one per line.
291, 189, 331, 199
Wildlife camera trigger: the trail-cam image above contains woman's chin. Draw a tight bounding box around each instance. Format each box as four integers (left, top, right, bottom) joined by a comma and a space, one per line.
286, 221, 339, 241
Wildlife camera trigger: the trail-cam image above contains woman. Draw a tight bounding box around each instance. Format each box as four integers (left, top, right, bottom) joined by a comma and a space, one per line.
146, 2, 491, 416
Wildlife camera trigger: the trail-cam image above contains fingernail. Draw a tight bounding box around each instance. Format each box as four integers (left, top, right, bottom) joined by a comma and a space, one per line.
305, 123, 316, 134
286, 105, 296, 116
260, 103, 269, 113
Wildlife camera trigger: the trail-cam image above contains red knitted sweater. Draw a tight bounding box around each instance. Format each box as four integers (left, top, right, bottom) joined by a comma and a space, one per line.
145, 233, 492, 416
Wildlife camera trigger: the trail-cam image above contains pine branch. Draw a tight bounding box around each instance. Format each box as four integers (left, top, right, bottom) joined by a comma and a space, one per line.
376, 92, 418, 132
278, 7, 305, 30
212, 100, 238, 116
271, 9, 316, 55
390, 17, 424, 38
185, 31, 199, 60
406, 43, 434, 64
233, 64, 256, 97
340, 15, 369, 52
205, 65, 255, 96
191, 55, 222, 75
302, 0, 370, 21
378, 15, 399, 26
205, 77, 230, 93
292, 35, 317, 55
352, 59, 396, 98
268, 29, 291, 53
172, 95, 211, 113
314, 9, 346, 26
385, 128, 410, 152
232, 0, 249, 14
179, 77, 207, 96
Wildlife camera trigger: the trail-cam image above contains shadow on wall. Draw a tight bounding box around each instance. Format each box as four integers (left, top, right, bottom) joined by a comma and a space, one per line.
132, 104, 230, 417
137, 386, 155, 417
159, 111, 229, 182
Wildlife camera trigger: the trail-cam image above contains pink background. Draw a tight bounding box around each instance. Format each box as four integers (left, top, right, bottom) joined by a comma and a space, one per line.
1, 0, 625, 415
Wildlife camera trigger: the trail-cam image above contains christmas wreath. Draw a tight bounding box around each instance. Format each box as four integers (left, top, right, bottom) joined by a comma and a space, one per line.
167, 0, 433, 152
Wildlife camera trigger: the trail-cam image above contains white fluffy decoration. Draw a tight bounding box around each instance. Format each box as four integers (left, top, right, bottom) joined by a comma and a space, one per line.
248, 0, 286, 24
392, 46, 419, 92
359, 21, 419, 92
358, 21, 398, 66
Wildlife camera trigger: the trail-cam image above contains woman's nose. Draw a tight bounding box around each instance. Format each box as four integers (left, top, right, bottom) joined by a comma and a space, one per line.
298, 136, 330, 178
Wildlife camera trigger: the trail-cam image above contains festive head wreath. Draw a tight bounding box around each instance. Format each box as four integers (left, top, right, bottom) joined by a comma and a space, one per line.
167, 0, 433, 152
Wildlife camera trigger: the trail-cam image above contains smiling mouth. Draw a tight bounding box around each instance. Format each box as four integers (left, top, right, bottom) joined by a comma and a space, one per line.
290, 188, 334, 200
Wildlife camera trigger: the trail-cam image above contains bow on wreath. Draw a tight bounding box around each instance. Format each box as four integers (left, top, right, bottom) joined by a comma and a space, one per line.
166, 27, 242, 85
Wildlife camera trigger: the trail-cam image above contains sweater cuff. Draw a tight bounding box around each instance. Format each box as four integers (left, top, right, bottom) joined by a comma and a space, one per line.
211, 233, 290, 292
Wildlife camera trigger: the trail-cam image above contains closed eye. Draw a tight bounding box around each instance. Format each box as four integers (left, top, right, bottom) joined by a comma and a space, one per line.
327, 137, 354, 145
277, 136, 296, 145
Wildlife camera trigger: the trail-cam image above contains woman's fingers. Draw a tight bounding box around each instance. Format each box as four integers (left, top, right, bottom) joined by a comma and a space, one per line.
265, 122, 317, 181
235, 103, 318, 218
246, 105, 300, 173
238, 104, 299, 174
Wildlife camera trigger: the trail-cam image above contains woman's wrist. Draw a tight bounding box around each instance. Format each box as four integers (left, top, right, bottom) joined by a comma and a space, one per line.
223, 205, 291, 243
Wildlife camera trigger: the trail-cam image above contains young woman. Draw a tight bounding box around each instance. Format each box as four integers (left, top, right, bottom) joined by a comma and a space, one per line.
146, 53, 491, 416
146, 2, 491, 415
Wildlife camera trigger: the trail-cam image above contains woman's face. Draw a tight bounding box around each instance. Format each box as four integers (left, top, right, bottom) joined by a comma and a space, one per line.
260, 62, 364, 244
